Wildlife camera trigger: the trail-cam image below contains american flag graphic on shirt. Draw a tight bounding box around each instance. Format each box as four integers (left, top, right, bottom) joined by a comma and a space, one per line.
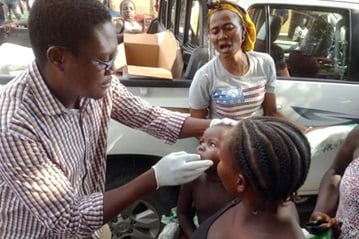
212, 84, 266, 120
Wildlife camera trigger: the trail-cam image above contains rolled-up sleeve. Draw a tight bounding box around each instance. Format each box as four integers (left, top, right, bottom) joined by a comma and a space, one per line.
110, 79, 188, 144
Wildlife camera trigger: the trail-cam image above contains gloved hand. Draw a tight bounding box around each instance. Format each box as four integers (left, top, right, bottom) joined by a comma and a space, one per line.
306, 211, 341, 237
152, 151, 213, 189
210, 118, 238, 127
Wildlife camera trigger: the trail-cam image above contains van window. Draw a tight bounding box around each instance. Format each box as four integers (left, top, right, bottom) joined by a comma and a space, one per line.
178, 0, 187, 40
250, 5, 349, 80
169, 0, 177, 31
188, 0, 201, 46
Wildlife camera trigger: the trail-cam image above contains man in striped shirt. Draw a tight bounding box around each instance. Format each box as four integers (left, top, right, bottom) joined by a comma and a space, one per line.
0, 0, 221, 238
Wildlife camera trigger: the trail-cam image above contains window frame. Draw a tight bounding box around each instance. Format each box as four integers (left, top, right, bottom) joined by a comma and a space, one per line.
249, 3, 352, 82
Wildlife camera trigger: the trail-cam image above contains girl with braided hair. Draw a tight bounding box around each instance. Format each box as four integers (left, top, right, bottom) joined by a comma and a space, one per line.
193, 116, 311, 239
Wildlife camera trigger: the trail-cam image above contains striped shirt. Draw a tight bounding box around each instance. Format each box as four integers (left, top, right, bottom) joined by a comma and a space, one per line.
0, 62, 186, 238
189, 51, 276, 120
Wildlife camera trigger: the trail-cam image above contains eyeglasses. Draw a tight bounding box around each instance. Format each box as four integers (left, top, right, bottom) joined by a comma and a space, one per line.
52, 46, 117, 72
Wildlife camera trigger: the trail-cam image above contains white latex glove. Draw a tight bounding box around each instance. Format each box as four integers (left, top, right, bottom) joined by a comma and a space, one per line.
210, 118, 238, 127
152, 151, 213, 189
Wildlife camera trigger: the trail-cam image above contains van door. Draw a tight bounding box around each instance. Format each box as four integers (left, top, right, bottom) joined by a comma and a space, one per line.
249, 4, 359, 126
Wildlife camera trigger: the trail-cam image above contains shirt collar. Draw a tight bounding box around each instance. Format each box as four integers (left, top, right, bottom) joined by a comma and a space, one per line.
28, 61, 91, 116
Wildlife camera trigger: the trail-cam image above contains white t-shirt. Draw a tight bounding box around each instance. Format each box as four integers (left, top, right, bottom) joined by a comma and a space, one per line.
29, 0, 35, 8
292, 26, 308, 41
124, 20, 143, 33
189, 51, 276, 120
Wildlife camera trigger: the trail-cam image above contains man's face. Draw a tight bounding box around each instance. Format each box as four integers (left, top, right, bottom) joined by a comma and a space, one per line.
60, 22, 118, 102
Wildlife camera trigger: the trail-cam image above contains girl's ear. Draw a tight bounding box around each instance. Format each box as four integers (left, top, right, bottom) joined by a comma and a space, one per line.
236, 173, 247, 193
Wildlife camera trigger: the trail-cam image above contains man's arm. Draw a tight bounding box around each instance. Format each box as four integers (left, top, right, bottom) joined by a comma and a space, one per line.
111, 80, 211, 143
104, 152, 212, 223
103, 169, 157, 222
178, 116, 211, 139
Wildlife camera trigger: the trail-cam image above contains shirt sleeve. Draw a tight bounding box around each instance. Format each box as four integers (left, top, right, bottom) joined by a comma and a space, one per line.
265, 55, 277, 94
0, 132, 103, 237
188, 68, 212, 110
110, 79, 188, 144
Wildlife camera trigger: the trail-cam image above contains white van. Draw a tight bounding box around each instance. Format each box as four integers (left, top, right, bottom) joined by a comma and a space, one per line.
1, 0, 359, 237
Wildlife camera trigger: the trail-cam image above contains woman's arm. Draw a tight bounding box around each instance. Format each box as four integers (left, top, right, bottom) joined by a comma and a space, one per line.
262, 92, 308, 132
307, 126, 359, 234
312, 126, 359, 215
190, 108, 208, 119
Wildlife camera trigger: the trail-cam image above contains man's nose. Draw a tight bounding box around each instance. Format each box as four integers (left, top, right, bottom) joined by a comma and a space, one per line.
105, 65, 115, 75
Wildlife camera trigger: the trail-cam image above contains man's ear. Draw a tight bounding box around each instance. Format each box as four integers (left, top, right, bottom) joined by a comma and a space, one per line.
236, 173, 247, 193
47, 46, 65, 71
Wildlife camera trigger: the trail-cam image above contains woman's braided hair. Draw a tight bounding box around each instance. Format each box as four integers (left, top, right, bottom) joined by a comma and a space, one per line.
227, 116, 311, 208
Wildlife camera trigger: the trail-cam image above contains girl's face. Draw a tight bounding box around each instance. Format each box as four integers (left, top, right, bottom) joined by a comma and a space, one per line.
208, 10, 245, 56
121, 1, 136, 20
218, 130, 240, 195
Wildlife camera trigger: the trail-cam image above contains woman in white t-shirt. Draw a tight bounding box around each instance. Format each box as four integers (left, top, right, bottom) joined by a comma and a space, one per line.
189, 1, 308, 132
115, 0, 143, 34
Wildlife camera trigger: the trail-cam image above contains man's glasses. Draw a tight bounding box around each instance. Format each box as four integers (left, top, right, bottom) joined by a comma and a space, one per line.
52, 46, 117, 71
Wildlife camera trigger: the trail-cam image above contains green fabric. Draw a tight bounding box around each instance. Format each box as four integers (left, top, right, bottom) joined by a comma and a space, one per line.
306, 230, 332, 239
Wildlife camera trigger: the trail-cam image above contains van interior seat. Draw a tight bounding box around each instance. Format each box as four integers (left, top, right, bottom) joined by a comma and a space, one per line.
254, 15, 286, 75
183, 47, 209, 80
256, 15, 282, 43
288, 16, 334, 77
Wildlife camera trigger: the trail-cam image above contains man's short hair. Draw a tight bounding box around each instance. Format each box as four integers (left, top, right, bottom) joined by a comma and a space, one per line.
29, 0, 112, 65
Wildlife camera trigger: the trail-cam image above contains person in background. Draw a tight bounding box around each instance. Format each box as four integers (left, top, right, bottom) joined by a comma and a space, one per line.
4, 0, 21, 21
0, 0, 233, 237
192, 116, 311, 239
292, 18, 308, 44
189, 0, 308, 133
0, 1, 5, 25
254, 14, 290, 77
115, 0, 143, 34
1, 0, 31, 29
307, 125, 359, 239
177, 124, 235, 239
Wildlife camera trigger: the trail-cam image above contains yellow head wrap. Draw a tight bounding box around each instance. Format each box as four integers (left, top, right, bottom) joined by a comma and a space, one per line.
207, 1, 256, 51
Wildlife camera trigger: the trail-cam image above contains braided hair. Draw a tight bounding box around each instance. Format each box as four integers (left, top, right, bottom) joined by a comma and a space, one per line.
227, 116, 311, 208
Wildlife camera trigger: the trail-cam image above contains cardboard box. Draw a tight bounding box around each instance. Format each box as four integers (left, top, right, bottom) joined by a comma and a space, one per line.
114, 31, 184, 79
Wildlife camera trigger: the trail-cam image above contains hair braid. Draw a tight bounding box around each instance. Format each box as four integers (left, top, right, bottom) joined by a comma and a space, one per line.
228, 116, 311, 208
